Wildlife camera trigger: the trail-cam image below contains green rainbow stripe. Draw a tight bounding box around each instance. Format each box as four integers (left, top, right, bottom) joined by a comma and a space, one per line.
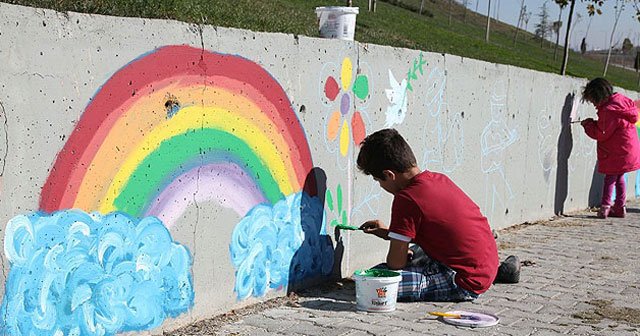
114, 129, 282, 216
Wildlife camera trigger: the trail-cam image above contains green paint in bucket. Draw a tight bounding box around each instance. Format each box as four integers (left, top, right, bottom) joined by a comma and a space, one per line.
353, 268, 402, 312
353, 269, 400, 277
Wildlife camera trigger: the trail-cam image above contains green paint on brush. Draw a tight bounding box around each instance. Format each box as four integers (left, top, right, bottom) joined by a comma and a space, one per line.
354, 269, 401, 277
335, 224, 360, 231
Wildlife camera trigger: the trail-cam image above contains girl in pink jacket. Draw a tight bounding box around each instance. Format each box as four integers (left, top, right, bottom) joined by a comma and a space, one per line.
580, 78, 640, 218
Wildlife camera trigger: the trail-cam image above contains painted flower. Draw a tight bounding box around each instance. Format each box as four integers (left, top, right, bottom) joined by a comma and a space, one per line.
323, 57, 369, 157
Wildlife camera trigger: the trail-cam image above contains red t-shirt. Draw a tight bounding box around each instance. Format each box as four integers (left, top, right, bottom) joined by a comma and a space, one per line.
389, 171, 499, 294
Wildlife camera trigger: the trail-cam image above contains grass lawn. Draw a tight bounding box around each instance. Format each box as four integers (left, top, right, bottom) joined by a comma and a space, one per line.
5, 0, 639, 91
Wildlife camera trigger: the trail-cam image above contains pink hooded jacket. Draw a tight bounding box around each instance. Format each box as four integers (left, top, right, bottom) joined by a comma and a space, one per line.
582, 93, 640, 175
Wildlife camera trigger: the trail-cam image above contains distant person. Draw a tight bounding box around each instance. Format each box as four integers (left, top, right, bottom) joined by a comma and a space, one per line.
580, 78, 640, 218
356, 129, 519, 302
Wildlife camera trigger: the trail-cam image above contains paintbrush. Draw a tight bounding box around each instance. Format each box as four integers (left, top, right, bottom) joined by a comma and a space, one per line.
335, 224, 362, 231
428, 311, 481, 320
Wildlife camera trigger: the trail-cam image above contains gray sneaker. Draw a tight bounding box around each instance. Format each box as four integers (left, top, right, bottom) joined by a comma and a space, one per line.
495, 255, 520, 284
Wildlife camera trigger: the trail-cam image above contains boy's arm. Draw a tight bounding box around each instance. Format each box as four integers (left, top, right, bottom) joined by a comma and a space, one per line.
386, 239, 410, 270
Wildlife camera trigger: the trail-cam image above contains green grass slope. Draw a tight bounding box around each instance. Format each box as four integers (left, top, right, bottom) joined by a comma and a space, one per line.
4, 0, 639, 91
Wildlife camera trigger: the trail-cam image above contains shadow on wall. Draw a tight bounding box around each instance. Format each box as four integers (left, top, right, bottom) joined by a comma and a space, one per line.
554, 93, 574, 215
287, 167, 336, 294
588, 162, 605, 208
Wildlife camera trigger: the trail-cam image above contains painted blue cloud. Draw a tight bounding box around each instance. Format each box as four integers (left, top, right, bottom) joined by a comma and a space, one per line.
229, 192, 334, 300
0, 210, 193, 336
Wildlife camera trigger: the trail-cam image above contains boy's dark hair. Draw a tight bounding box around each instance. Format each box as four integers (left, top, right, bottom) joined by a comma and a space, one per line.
582, 77, 613, 105
357, 128, 417, 180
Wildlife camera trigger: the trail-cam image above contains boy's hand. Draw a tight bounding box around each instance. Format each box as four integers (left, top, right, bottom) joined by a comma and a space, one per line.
360, 220, 389, 240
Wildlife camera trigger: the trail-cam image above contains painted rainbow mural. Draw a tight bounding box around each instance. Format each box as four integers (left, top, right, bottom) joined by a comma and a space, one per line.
3, 45, 332, 335
39, 45, 313, 227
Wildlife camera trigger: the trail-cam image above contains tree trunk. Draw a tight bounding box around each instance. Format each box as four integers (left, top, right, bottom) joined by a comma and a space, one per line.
603, 0, 624, 77
449, 0, 453, 25
513, 0, 525, 45
347, 0, 352, 6
553, 8, 563, 61
485, 0, 491, 43
560, 0, 576, 76
603, 48, 613, 76
419, 0, 424, 15
463, 3, 467, 23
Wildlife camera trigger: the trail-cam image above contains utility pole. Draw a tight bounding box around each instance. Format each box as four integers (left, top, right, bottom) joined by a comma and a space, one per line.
485, 0, 492, 43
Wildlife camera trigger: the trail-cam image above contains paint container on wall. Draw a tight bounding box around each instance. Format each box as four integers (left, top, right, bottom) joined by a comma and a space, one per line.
353, 269, 402, 312
315, 6, 359, 41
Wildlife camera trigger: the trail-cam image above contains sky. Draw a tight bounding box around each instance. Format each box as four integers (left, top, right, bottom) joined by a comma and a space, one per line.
466, 0, 640, 51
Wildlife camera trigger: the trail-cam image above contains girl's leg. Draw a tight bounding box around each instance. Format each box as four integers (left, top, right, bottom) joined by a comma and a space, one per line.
611, 174, 627, 217
601, 175, 616, 207
613, 174, 626, 209
599, 175, 616, 218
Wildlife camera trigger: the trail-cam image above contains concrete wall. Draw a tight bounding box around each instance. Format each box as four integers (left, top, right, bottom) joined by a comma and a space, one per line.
1, 3, 639, 334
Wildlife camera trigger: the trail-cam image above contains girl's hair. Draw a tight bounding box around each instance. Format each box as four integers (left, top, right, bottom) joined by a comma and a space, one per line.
356, 128, 417, 180
582, 77, 613, 105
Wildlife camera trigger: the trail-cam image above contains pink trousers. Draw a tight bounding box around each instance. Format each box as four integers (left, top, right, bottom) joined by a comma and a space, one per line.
602, 174, 625, 208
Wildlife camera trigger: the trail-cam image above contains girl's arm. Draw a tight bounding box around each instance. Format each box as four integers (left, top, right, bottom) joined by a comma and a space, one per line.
583, 115, 620, 142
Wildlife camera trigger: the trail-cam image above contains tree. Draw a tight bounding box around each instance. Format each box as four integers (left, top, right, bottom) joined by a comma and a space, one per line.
580, 37, 587, 54
535, 2, 551, 48
603, 0, 626, 77
555, 0, 607, 76
448, 0, 454, 25
513, 0, 526, 45
553, 2, 567, 60
462, 0, 471, 23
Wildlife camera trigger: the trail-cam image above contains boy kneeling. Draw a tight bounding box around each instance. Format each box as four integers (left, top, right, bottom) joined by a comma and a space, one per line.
357, 129, 518, 302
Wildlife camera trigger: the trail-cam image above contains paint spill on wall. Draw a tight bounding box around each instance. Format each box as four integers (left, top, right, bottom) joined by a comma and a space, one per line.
0, 210, 193, 335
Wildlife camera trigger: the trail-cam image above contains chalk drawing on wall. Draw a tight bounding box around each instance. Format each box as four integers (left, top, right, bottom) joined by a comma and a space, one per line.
2, 45, 333, 334
573, 102, 596, 186
537, 106, 555, 184
481, 80, 518, 219
351, 180, 383, 219
319, 56, 372, 168
1, 210, 193, 335
420, 67, 465, 174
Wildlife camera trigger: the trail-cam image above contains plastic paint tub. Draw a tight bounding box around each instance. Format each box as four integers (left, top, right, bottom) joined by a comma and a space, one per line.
315, 6, 359, 40
353, 269, 402, 312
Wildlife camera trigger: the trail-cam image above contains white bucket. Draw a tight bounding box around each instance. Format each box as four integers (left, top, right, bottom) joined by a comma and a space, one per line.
315, 6, 359, 41
353, 269, 402, 312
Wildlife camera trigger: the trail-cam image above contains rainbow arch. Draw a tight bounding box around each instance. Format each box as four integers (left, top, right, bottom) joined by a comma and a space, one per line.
40, 45, 313, 227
